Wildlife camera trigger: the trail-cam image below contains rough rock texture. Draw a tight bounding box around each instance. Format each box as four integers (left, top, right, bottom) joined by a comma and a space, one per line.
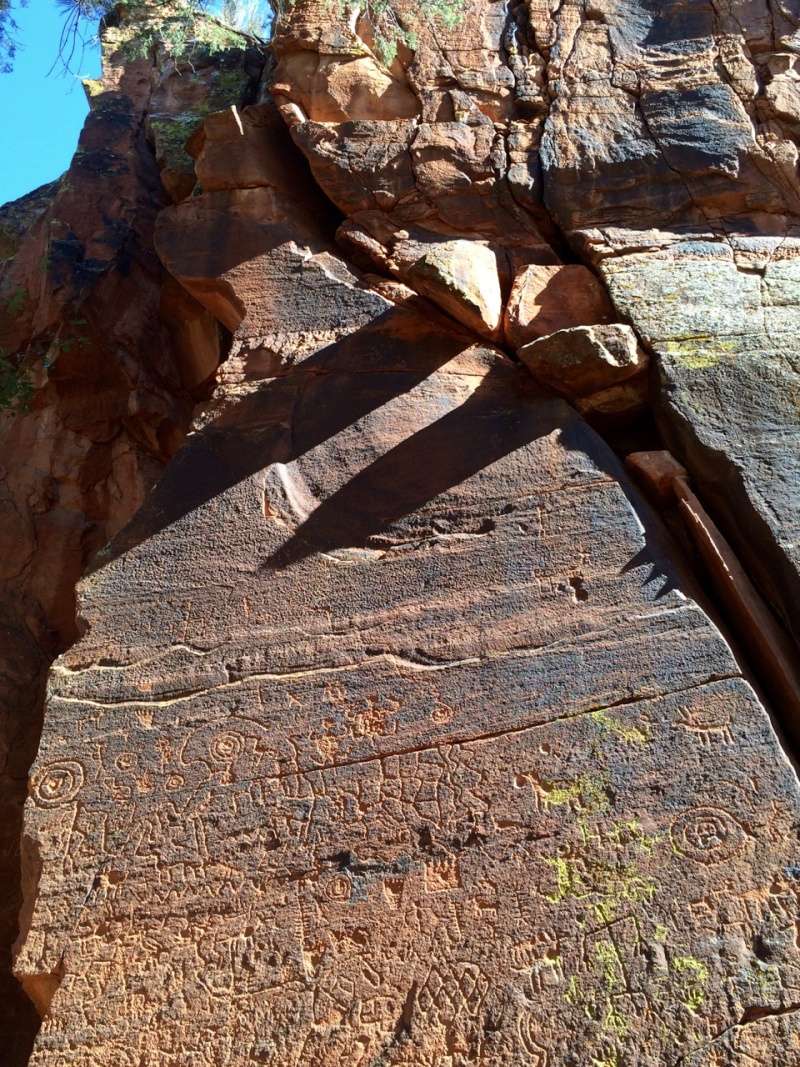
22, 297, 800, 1066
271, 0, 800, 650
20, 115, 800, 1059
518, 323, 648, 399
6, 0, 800, 1064
504, 264, 615, 349
0, 6, 262, 1062
535, 0, 800, 651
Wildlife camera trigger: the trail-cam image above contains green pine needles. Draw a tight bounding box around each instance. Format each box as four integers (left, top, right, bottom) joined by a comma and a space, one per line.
114, 5, 249, 64
362, 0, 464, 65
271, 0, 466, 66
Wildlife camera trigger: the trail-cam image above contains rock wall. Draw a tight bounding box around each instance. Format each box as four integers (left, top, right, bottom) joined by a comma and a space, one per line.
0, 5, 263, 1061
272, 0, 800, 640
3, 0, 800, 1064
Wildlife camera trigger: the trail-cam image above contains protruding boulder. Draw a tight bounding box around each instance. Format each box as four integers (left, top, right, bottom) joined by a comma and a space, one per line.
274, 53, 421, 122
504, 263, 614, 349
518, 323, 649, 401
406, 239, 503, 339
192, 104, 305, 193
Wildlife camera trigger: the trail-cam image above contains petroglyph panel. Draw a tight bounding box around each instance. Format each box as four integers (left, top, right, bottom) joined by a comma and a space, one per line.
19, 307, 800, 1064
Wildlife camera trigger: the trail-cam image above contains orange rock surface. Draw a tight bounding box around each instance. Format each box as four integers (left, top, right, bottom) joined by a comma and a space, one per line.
3, 1, 800, 1064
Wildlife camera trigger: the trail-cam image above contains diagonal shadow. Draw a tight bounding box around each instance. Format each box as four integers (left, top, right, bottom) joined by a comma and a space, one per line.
265, 366, 563, 569
264, 361, 686, 607
92, 298, 688, 610
620, 545, 679, 599
90, 305, 478, 573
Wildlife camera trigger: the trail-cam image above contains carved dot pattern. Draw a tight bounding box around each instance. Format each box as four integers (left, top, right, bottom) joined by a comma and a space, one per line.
31, 760, 85, 808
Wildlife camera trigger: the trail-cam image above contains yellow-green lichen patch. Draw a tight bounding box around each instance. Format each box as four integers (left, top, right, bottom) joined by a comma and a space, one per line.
544, 844, 657, 924
662, 335, 744, 371
604, 818, 661, 854
149, 114, 203, 173
589, 862, 657, 925
747, 959, 782, 1001
591, 708, 650, 744
561, 948, 630, 1043
564, 974, 581, 1005
545, 856, 581, 903
543, 773, 611, 814
595, 940, 625, 993
82, 78, 106, 104
671, 954, 709, 1013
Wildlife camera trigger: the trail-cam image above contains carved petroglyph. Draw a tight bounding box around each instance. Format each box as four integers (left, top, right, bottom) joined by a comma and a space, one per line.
30, 760, 85, 808
676, 698, 735, 746
671, 807, 747, 865
18, 263, 800, 1063
516, 1013, 548, 1065
21, 676, 800, 1063
424, 856, 461, 893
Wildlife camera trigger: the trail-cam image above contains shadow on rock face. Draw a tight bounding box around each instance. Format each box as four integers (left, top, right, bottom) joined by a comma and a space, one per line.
88, 305, 476, 572
89, 298, 685, 618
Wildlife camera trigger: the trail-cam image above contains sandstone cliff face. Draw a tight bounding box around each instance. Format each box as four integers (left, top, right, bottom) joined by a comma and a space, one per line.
0, 6, 263, 1060
272, 0, 800, 640
4, 1, 800, 1064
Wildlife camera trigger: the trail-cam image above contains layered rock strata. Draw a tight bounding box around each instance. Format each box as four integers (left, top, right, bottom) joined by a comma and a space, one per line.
4, 1, 800, 1065
272, 0, 800, 643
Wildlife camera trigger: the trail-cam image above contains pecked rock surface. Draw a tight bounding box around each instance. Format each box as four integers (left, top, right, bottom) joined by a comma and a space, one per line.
7, 0, 800, 1065
22, 292, 800, 1064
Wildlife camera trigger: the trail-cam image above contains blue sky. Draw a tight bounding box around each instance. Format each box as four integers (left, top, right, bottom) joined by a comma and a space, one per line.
0, 0, 101, 205
0, 1, 270, 207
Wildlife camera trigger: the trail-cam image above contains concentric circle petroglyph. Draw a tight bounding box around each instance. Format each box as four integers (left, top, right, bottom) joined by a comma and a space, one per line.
31, 760, 85, 808
670, 806, 745, 863
209, 732, 243, 762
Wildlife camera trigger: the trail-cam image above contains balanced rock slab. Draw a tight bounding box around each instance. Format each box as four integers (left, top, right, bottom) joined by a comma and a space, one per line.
518, 323, 648, 399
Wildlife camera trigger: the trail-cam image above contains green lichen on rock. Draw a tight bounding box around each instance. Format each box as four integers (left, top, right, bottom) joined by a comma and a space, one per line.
671, 955, 709, 1013
662, 337, 735, 371
0, 350, 33, 413
591, 707, 650, 744
148, 64, 253, 179
82, 77, 105, 99
149, 113, 203, 174
206, 65, 252, 110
